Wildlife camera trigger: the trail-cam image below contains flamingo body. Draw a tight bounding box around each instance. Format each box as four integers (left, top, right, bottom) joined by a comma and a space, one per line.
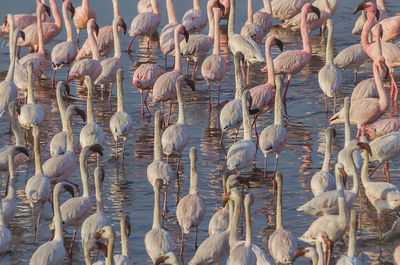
351, 77, 377, 102
161, 124, 189, 156
202, 55, 227, 82
227, 140, 257, 171
182, 9, 207, 34
365, 118, 400, 139
132, 63, 163, 91
271, 0, 308, 21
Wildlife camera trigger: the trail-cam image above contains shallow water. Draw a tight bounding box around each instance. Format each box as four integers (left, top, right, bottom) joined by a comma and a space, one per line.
0, 0, 400, 264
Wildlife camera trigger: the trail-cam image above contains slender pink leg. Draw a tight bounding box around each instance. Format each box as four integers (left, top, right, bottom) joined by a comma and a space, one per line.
283, 77, 291, 102
35, 203, 44, 244
241, 61, 246, 88
68, 229, 77, 256
31, 206, 36, 243
66, 66, 69, 80
192, 61, 197, 80
52, 69, 56, 90
273, 153, 279, 179
180, 229, 184, 255
101, 85, 104, 100
246, 64, 250, 87
354, 70, 357, 83
253, 115, 259, 144
162, 189, 167, 225
390, 72, 398, 102
144, 92, 151, 116
186, 59, 190, 75
140, 91, 145, 116
208, 82, 212, 109
108, 83, 113, 102
127, 35, 136, 53
164, 54, 167, 70
167, 102, 172, 125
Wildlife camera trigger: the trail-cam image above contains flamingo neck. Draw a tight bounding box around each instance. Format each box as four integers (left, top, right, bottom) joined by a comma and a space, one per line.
49, 0, 62, 29
265, 39, 275, 87
63, 1, 74, 42
326, 21, 333, 63
374, 46, 389, 113
244, 200, 252, 247
212, 9, 220, 55
116, 72, 124, 113
226, 199, 233, 230
53, 184, 64, 242
193, 0, 200, 10
276, 177, 283, 230
242, 94, 252, 141
228, 0, 235, 38
166, 0, 177, 23
80, 148, 90, 198
316, 239, 325, 265
274, 76, 282, 126
177, 78, 185, 124
154, 115, 162, 161
113, 18, 121, 58
348, 211, 357, 257
121, 218, 129, 257
300, 8, 311, 55
27, 65, 34, 104
112, 0, 120, 18
65, 110, 74, 152
106, 234, 115, 265
361, 8, 376, 56
376, 0, 386, 13
6, 152, 15, 201
234, 53, 243, 99
189, 150, 198, 195
88, 24, 100, 61
336, 169, 347, 224
6, 29, 17, 82
229, 194, 241, 245
150, 0, 160, 15
322, 130, 331, 172
152, 183, 161, 229
207, 1, 215, 37
33, 127, 43, 176
360, 152, 370, 185
82, 0, 89, 10
263, 0, 272, 14
87, 81, 95, 124
36, 6, 45, 54
9, 104, 24, 147
173, 28, 182, 72
95, 170, 104, 213
56, 85, 68, 132
247, 0, 254, 24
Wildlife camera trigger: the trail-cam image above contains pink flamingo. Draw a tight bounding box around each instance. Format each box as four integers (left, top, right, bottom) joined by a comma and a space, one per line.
330, 57, 389, 138
137, 0, 153, 14
94, 16, 127, 102
372, 15, 400, 43
17, 0, 62, 52
159, 0, 180, 70
273, 3, 320, 102
354, 2, 400, 107
180, 0, 225, 79
253, 0, 273, 37
333, 44, 368, 83
249, 36, 283, 140
352, 0, 388, 36
69, 19, 102, 84
127, 0, 160, 53
76, 0, 123, 60
152, 24, 190, 125
240, 0, 264, 46
201, 8, 227, 108
51, 0, 76, 88
132, 63, 163, 116
350, 77, 378, 102
365, 118, 400, 140
182, 0, 207, 34
220, 0, 230, 20
271, 0, 309, 21
73, 0, 96, 48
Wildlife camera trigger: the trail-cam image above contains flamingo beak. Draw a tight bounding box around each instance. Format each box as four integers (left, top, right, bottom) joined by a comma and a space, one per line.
217, 2, 225, 14
183, 29, 189, 43
222, 191, 231, 206
357, 142, 372, 155
63, 184, 75, 197
312, 6, 321, 19
95, 23, 100, 36
3, 16, 7, 27
95, 242, 108, 257
20, 31, 26, 42
293, 248, 306, 261
121, 19, 127, 34
353, 3, 366, 14
70, 5, 75, 19
90, 144, 104, 156
275, 38, 283, 52
76, 108, 87, 123
44, 5, 51, 18
126, 219, 131, 237
376, 9, 380, 20
15, 146, 29, 158
154, 256, 168, 265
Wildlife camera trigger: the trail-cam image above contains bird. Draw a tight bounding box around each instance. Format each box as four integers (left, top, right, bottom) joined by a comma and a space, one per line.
180, 0, 225, 79
17, 62, 46, 129
73, 0, 96, 48
161, 75, 190, 173
131, 63, 163, 116
81, 167, 110, 264
147, 110, 173, 222
226, 90, 256, 176
310, 127, 335, 196
330, 57, 389, 138
364, 117, 400, 140
159, 0, 180, 69
69, 19, 102, 83
394, 246, 400, 265
137, 0, 153, 14
253, 0, 273, 37
240, 0, 264, 46
352, 0, 387, 36
292, 232, 331, 265
259, 74, 286, 182
268, 172, 297, 264
351, 77, 378, 102
92, 226, 115, 265
25, 125, 51, 244
227, 0, 264, 86
201, 7, 227, 108
182, 0, 207, 34
271, 0, 309, 21
94, 16, 127, 102
127, 0, 160, 53
109, 69, 133, 160
318, 19, 342, 113
51, 0, 77, 88
273, 3, 320, 101
51, 144, 103, 255
372, 15, 400, 43
29, 183, 74, 265
113, 214, 133, 265
333, 44, 368, 83
176, 147, 206, 255
152, 24, 190, 125
336, 210, 362, 265
0, 168, 12, 255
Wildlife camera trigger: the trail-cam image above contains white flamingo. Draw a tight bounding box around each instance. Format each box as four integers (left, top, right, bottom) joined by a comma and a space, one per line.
113, 214, 133, 265
182, 0, 207, 34
293, 232, 331, 265
333, 44, 368, 83
109, 69, 132, 160
92, 226, 115, 265
336, 210, 362, 265
176, 147, 206, 255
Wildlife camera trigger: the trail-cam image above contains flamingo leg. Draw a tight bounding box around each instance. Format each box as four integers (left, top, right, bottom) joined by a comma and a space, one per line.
66, 66, 70, 81
180, 229, 184, 255
127, 35, 136, 53
246, 64, 250, 87
35, 203, 44, 244
192, 61, 197, 80
101, 84, 105, 100
144, 92, 151, 116
164, 54, 167, 70
241, 61, 246, 88
186, 59, 190, 76
356, 128, 360, 139
108, 83, 114, 102
264, 154, 268, 179
77, 30, 80, 49
384, 161, 390, 182
220, 132, 227, 155
115, 138, 119, 159
162, 188, 168, 226
195, 226, 199, 250
167, 102, 172, 125
235, 128, 239, 142
273, 153, 279, 180
354, 70, 358, 83
390, 71, 398, 103
217, 81, 221, 106
368, 161, 383, 179
140, 91, 145, 116
283, 76, 291, 102
326, 242, 333, 265
68, 229, 77, 256
31, 206, 37, 244
253, 115, 259, 144
208, 81, 212, 109
122, 137, 127, 161
52, 69, 57, 90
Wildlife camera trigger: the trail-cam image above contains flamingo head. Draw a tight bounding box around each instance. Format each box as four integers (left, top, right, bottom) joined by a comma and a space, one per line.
155, 252, 179, 265
72, 106, 86, 122
67, 1, 75, 19
94, 226, 114, 240
310, 5, 320, 19
357, 142, 372, 155
89, 144, 104, 157
293, 247, 317, 261
216, 0, 225, 15
272, 37, 284, 52
13, 146, 29, 158
182, 26, 190, 43
3, 16, 7, 27
44, 4, 51, 18
17, 30, 25, 42
124, 214, 132, 237
354, 2, 379, 19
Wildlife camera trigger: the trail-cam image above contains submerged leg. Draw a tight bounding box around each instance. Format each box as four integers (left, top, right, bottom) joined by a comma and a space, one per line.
127, 35, 136, 53
264, 154, 268, 179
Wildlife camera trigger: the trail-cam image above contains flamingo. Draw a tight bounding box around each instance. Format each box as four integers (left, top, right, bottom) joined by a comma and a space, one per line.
17, 62, 45, 129
240, 0, 264, 46
94, 16, 127, 102
176, 147, 206, 254
226, 90, 256, 175
51, 144, 103, 255
310, 127, 335, 196
25, 125, 51, 244
73, 0, 96, 48
318, 19, 342, 113
147, 110, 173, 222
2, 146, 29, 226
92, 226, 115, 265
113, 214, 133, 265
81, 167, 110, 265
0, 154, 14, 255
145, 179, 177, 263
336, 210, 362, 265
271, 0, 309, 21
333, 44, 368, 83
354, 2, 400, 106
180, 0, 225, 79
249, 36, 283, 141
330, 57, 389, 138
69, 19, 102, 84
258, 72, 286, 181
109, 69, 132, 159
127, 0, 160, 53
372, 15, 400, 43
253, 0, 273, 37
182, 0, 207, 34
293, 232, 331, 265
161, 75, 190, 173
273, 3, 320, 101
352, 0, 387, 36
29, 183, 74, 265
131, 63, 163, 116
43, 105, 85, 188
351, 77, 378, 102
395, 246, 400, 265
201, 7, 227, 108
152, 24, 190, 125
51, 0, 76, 88
268, 172, 297, 264
138, 0, 153, 14
77, 0, 124, 60
49, 82, 84, 157
227, 0, 264, 86
365, 118, 400, 139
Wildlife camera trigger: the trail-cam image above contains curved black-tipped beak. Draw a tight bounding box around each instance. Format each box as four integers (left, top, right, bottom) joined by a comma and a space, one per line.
185, 78, 195, 91
20, 31, 26, 42
76, 108, 86, 122
64, 82, 71, 96
90, 144, 104, 156
96, 241, 108, 256
63, 184, 75, 197
126, 217, 131, 236
95, 23, 100, 36
375, 9, 380, 20
353, 3, 366, 14
293, 248, 306, 261
3, 16, 7, 27
357, 142, 372, 155
122, 19, 127, 35
312, 6, 321, 19
154, 256, 168, 265
275, 38, 283, 52
217, 2, 225, 14
15, 146, 29, 158
44, 5, 51, 18
70, 5, 75, 19
248, 95, 253, 109
183, 29, 189, 43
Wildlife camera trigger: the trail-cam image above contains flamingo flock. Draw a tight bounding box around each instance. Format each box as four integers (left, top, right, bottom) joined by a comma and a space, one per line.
1, 0, 400, 264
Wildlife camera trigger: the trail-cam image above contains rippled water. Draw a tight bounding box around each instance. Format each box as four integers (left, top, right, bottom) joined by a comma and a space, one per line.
1, 0, 400, 264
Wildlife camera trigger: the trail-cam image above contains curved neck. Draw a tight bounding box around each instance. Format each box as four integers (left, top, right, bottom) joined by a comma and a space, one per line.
116, 73, 124, 112
376, 0, 386, 13
9, 104, 24, 146
263, 0, 272, 14
242, 94, 252, 141
173, 28, 182, 72
106, 234, 115, 265
113, 19, 121, 58
87, 81, 95, 124
79, 149, 90, 197
150, 0, 160, 15
348, 211, 357, 257
326, 21, 333, 63
27, 65, 34, 104
152, 184, 161, 229
346, 146, 360, 194
33, 128, 43, 176
37, 6, 45, 54
6, 152, 16, 200
166, 0, 177, 23
49, 0, 62, 28
112, 0, 120, 18
336, 170, 347, 223
189, 151, 198, 194
207, 3, 214, 37
265, 39, 275, 87
300, 9, 311, 54
212, 10, 220, 55
56, 85, 68, 131
177, 80, 185, 124
121, 218, 129, 257
88, 24, 100, 60
63, 2, 74, 42
274, 76, 282, 126
229, 194, 241, 245
361, 9, 376, 55
154, 116, 162, 160
53, 184, 63, 241
228, 0, 235, 37
276, 177, 283, 229
95, 171, 104, 213
82, 0, 89, 9
65, 111, 74, 152
316, 240, 325, 265
344, 98, 351, 145
322, 131, 331, 172
234, 53, 243, 99
247, 0, 254, 24
374, 60, 389, 112
244, 201, 252, 247
193, 0, 200, 9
